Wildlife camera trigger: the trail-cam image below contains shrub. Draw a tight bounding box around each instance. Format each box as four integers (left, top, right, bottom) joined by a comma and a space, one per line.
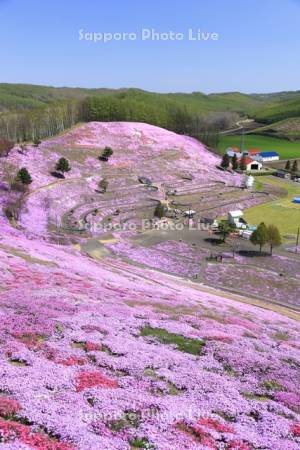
15, 167, 32, 186
99, 147, 113, 161
55, 158, 71, 176
221, 153, 230, 169
154, 203, 165, 218
3, 197, 24, 221
98, 178, 108, 193
285, 160, 291, 171
292, 160, 298, 173
232, 154, 239, 170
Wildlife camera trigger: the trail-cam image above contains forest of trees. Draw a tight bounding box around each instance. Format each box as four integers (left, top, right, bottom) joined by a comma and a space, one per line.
0, 100, 80, 143
0, 91, 238, 147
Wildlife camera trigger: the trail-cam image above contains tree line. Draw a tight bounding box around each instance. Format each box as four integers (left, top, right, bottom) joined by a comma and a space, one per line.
0, 100, 80, 143
0, 92, 238, 148
218, 220, 282, 255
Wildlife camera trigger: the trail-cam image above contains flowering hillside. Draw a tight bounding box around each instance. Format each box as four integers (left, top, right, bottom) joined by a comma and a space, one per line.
0, 216, 299, 449
0, 123, 299, 449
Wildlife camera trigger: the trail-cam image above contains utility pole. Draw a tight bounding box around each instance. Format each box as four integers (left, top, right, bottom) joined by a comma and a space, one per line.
240, 127, 245, 152
296, 227, 300, 254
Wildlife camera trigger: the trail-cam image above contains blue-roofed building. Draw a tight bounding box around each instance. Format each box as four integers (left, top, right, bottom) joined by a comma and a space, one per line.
256, 151, 280, 162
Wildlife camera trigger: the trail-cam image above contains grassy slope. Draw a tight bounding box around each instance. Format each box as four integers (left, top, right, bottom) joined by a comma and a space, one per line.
218, 134, 300, 159
162, 91, 265, 115
244, 176, 300, 237
255, 97, 300, 124
250, 117, 300, 139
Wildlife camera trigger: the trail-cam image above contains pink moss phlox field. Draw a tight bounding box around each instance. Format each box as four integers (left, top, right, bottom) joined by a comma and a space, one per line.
0, 123, 299, 449
0, 215, 299, 449
0, 122, 244, 237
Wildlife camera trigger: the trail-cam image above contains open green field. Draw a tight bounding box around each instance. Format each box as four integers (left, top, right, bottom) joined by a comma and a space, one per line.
243, 176, 300, 238
218, 134, 300, 159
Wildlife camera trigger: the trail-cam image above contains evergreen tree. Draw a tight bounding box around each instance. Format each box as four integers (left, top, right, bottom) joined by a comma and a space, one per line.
232, 154, 239, 171
292, 160, 299, 173
56, 157, 71, 176
221, 153, 230, 169
218, 221, 232, 243
285, 160, 291, 171
239, 156, 247, 171
250, 222, 269, 253
99, 147, 114, 161
267, 224, 282, 255
103, 147, 113, 158
154, 203, 165, 219
16, 167, 32, 186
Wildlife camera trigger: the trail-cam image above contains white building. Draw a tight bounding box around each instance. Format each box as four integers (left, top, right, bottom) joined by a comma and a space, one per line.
239, 229, 254, 240
256, 151, 279, 162
243, 157, 263, 171
226, 147, 242, 158
228, 210, 247, 229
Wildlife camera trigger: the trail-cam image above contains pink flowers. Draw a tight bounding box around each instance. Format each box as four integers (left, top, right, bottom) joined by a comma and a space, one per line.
0, 419, 74, 449
58, 356, 86, 367
177, 416, 235, 449
84, 341, 102, 352
177, 420, 218, 449
0, 122, 299, 449
275, 392, 300, 412
228, 440, 252, 450
291, 422, 300, 437
13, 332, 46, 350
75, 371, 118, 392
0, 397, 21, 417
197, 417, 235, 434
206, 335, 234, 344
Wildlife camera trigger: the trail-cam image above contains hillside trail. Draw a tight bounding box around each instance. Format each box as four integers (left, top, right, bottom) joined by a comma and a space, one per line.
82, 243, 300, 322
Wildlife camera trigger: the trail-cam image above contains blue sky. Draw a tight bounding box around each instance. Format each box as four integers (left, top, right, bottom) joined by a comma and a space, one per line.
0, 0, 299, 93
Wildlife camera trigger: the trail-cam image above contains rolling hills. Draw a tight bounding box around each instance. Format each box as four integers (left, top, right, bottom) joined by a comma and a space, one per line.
0, 83, 298, 115
2, 84, 300, 150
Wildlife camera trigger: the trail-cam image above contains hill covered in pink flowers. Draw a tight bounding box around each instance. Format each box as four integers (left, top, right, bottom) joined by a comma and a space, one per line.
0, 122, 299, 450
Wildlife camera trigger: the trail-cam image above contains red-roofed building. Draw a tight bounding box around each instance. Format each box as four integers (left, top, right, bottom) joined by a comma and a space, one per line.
248, 149, 260, 156
239, 157, 262, 171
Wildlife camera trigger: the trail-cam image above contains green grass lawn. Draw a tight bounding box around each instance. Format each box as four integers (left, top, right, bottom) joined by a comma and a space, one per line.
243, 176, 300, 238
218, 134, 300, 159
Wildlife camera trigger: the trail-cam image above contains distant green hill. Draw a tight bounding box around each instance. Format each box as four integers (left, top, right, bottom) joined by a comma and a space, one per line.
2, 83, 300, 146
255, 97, 300, 124
0, 83, 291, 116
250, 117, 300, 140
0, 84, 124, 112
2, 83, 300, 117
